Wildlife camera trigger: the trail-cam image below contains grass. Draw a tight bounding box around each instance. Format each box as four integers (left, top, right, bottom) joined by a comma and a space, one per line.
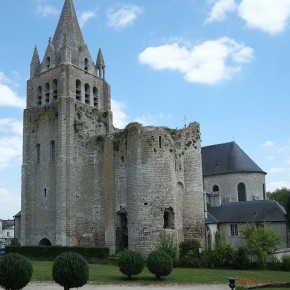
31, 261, 290, 286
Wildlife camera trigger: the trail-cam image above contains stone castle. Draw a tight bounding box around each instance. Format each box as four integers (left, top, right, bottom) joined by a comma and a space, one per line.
21, 0, 205, 255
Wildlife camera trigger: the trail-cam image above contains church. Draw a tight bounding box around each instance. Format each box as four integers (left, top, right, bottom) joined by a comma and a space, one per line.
20, 0, 205, 255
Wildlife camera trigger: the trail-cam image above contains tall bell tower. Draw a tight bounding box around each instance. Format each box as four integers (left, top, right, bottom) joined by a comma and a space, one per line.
21, 0, 113, 245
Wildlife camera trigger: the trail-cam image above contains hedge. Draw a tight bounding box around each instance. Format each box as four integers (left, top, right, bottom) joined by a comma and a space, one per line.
5, 245, 109, 260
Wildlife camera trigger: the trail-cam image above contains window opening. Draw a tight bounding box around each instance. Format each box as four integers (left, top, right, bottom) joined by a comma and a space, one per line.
213, 185, 219, 192
93, 87, 98, 107
159, 136, 162, 148
84, 58, 88, 71
46, 57, 50, 69
85, 83, 90, 105
45, 82, 50, 103
43, 188, 47, 199
39, 238, 52, 246
116, 210, 128, 252
230, 224, 238, 236
36, 144, 40, 164
52, 79, 58, 100
76, 80, 81, 101
50, 140, 55, 161
238, 183, 246, 201
37, 86, 42, 106
163, 207, 175, 229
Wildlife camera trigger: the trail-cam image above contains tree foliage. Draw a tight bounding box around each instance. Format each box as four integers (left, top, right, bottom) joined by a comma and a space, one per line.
52, 252, 89, 290
240, 223, 281, 269
118, 249, 144, 279
0, 253, 33, 290
267, 187, 290, 208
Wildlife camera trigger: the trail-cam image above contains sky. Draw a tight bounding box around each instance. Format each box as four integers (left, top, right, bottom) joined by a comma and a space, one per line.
0, 0, 290, 219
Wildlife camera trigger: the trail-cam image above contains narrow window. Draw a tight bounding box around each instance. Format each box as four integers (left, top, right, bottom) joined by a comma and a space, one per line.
159, 136, 162, 148
36, 144, 40, 164
84, 58, 88, 71
44, 188, 47, 199
263, 183, 266, 200
50, 140, 55, 161
76, 80, 81, 101
230, 224, 238, 236
93, 87, 98, 107
163, 207, 175, 229
45, 82, 50, 103
52, 79, 58, 101
213, 185, 219, 192
85, 83, 90, 105
37, 86, 42, 106
238, 183, 246, 201
46, 57, 50, 69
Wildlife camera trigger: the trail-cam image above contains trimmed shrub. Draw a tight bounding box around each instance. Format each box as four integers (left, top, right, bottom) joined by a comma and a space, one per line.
179, 239, 200, 259
52, 252, 89, 290
118, 249, 144, 279
147, 249, 173, 279
0, 253, 33, 290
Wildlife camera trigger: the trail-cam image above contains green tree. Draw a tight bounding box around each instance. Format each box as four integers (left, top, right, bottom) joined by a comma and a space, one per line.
240, 223, 281, 269
267, 187, 290, 208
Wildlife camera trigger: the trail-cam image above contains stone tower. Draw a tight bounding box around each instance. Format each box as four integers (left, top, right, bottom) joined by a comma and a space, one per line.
21, 0, 205, 254
21, 0, 113, 246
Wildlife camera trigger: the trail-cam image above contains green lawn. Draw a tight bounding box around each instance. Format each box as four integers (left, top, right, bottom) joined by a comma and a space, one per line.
31, 261, 290, 287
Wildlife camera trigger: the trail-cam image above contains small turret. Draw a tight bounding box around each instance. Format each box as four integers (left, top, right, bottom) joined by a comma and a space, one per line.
30, 46, 40, 78
96, 48, 106, 79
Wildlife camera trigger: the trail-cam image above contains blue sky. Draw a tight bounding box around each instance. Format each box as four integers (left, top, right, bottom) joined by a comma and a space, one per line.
0, 0, 290, 219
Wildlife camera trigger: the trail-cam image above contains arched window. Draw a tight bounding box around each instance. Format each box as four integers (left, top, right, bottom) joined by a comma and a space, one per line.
39, 238, 52, 246
85, 83, 90, 105
213, 185, 219, 192
93, 87, 98, 107
37, 86, 42, 106
163, 207, 175, 229
238, 183, 246, 201
84, 58, 88, 71
50, 140, 55, 161
45, 82, 50, 103
52, 79, 58, 100
76, 80, 81, 101
36, 143, 40, 164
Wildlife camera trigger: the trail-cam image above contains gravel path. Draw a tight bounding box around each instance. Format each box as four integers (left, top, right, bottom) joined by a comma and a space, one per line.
24, 282, 228, 289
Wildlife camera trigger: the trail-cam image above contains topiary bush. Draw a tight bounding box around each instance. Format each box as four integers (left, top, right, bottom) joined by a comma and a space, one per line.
147, 249, 173, 279
118, 249, 144, 279
52, 252, 89, 290
0, 252, 33, 290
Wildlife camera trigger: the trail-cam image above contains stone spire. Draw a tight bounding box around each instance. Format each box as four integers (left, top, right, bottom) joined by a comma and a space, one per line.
51, 0, 85, 51
96, 48, 106, 79
30, 46, 40, 78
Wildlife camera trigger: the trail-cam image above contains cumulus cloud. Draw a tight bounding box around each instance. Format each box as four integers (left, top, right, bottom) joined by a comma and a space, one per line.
207, 0, 290, 34
35, 0, 59, 18
0, 188, 21, 219
0, 72, 25, 109
138, 37, 254, 85
107, 4, 143, 29
206, 0, 237, 23
111, 99, 130, 129
79, 10, 96, 28
262, 140, 275, 148
268, 167, 287, 173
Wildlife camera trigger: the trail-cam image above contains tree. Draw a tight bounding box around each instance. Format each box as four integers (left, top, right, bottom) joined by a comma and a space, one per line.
267, 187, 290, 208
0, 253, 33, 290
240, 223, 281, 269
118, 250, 144, 279
52, 252, 89, 290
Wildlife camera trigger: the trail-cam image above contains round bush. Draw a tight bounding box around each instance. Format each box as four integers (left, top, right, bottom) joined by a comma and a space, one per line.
52, 252, 89, 290
0, 253, 33, 290
147, 249, 173, 279
118, 249, 144, 279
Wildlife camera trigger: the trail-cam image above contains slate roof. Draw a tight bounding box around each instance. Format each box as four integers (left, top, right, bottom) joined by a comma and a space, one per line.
206, 200, 286, 224
1, 220, 14, 230
201, 141, 266, 177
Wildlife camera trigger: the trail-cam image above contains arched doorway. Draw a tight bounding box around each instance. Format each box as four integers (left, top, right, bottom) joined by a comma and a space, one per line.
39, 238, 52, 246
116, 210, 128, 252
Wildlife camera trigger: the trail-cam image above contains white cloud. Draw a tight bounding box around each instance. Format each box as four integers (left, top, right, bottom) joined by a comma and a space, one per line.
0, 72, 25, 109
107, 4, 143, 29
268, 167, 286, 173
79, 10, 96, 28
262, 140, 275, 148
138, 37, 254, 85
0, 188, 20, 219
206, 0, 237, 23
267, 181, 290, 192
35, 3, 59, 18
112, 99, 130, 129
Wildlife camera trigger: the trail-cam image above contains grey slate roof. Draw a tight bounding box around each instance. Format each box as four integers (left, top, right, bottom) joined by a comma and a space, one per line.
52, 0, 85, 51
201, 141, 266, 177
2, 220, 14, 230
206, 200, 286, 224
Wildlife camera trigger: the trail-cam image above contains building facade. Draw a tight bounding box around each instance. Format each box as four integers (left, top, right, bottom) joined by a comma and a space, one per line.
21, 0, 205, 255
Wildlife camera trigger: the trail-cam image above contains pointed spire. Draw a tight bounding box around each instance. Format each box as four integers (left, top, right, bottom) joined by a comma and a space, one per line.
52, 0, 85, 51
96, 48, 105, 68
31, 46, 40, 64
